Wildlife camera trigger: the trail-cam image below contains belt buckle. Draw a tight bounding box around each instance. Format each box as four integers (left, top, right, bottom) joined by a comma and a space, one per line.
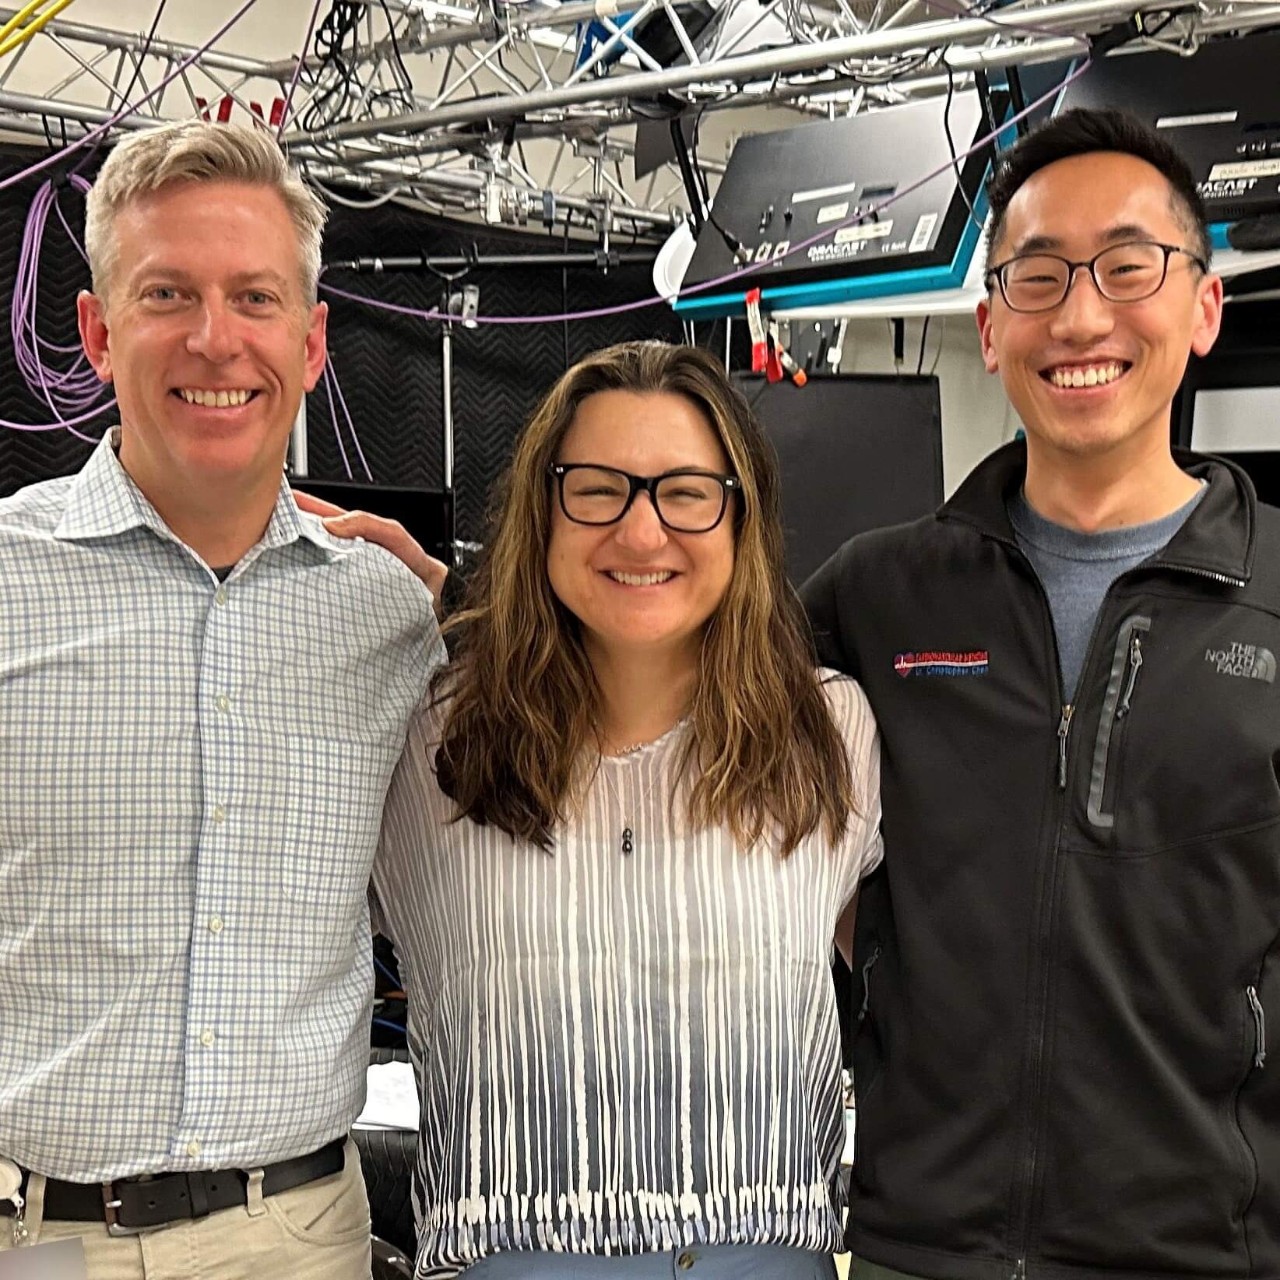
102, 1183, 149, 1237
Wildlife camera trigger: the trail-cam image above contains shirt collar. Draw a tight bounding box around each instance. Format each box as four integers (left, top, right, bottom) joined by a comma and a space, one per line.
54, 427, 353, 564
940, 437, 1256, 585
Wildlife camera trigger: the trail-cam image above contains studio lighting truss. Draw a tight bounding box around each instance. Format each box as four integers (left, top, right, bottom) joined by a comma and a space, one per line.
0, 0, 1278, 242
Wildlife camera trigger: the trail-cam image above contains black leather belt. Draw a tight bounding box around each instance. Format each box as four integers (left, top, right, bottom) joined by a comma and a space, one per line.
0, 1139, 345, 1235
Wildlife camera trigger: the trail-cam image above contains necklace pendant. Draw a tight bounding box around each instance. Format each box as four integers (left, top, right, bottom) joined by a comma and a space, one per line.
621, 825, 634, 857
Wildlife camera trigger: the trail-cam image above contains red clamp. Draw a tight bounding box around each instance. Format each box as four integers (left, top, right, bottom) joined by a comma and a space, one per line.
767, 319, 807, 386
745, 288, 767, 374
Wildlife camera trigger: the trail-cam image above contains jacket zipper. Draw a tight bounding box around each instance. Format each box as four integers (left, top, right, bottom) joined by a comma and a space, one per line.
1163, 564, 1246, 589
1009, 560, 1147, 1275
1248, 986, 1267, 1070
944, 510, 1246, 1279
1007, 541, 1074, 1280
1116, 632, 1143, 718
1056, 706, 1073, 789
1086, 615, 1152, 830
1232, 985, 1266, 1224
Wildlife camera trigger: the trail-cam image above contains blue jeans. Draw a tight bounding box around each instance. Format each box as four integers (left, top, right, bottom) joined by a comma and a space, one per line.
462, 1244, 837, 1279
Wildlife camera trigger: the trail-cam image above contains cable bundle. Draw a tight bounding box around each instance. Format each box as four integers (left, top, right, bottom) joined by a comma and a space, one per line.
300, 0, 415, 134
10, 174, 114, 441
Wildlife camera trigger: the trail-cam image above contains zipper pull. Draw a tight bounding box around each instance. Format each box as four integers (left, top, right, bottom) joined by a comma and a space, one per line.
1248, 986, 1267, 1070
1012, 1259, 1027, 1280
1057, 705, 1074, 790
1116, 633, 1144, 719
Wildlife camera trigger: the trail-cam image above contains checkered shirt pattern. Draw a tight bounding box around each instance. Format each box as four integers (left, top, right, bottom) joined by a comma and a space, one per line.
0, 431, 441, 1181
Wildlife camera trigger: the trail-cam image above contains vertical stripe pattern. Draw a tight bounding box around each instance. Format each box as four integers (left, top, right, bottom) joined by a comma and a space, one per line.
374, 674, 882, 1278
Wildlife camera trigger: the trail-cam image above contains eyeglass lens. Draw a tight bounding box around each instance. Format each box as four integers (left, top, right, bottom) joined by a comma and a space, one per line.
560, 467, 727, 531
1001, 242, 1171, 311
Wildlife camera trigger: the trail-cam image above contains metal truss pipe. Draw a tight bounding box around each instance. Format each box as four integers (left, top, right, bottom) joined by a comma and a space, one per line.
262, 0, 704, 75
288, 0, 1164, 143
0, 88, 158, 131
302, 161, 676, 228
0, 7, 274, 77
327, 249, 656, 270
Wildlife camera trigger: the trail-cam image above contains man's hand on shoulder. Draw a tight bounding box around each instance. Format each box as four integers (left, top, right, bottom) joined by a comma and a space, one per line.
293, 490, 448, 614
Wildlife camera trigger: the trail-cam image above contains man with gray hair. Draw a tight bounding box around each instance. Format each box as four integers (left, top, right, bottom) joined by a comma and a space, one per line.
0, 120, 440, 1277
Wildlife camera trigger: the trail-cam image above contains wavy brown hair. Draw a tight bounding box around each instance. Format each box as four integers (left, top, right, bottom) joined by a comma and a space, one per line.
433, 340, 855, 854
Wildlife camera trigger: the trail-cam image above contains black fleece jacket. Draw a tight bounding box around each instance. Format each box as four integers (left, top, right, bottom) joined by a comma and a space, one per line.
802, 441, 1280, 1280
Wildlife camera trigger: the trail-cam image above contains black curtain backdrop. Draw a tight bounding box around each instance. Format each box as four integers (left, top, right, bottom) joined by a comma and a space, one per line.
0, 143, 736, 546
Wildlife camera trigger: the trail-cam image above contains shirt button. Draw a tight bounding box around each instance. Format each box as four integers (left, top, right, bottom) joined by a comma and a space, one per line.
199, 1028, 216, 1048
208, 915, 224, 935
214, 587, 228, 606
677, 1253, 696, 1270
186, 1140, 202, 1158
211, 804, 226, 825
215, 694, 230, 713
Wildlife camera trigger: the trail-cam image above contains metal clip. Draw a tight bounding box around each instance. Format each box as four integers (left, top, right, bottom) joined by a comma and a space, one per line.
0, 1158, 28, 1246
10, 1193, 28, 1246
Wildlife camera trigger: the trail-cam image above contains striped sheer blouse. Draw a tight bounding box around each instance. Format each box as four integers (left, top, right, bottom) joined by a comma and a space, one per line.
373, 672, 882, 1278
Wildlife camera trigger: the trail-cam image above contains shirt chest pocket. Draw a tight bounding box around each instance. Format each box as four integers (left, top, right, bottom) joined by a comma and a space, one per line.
1080, 609, 1280, 853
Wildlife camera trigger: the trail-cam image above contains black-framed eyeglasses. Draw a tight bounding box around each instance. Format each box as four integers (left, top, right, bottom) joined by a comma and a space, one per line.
985, 240, 1209, 314
549, 463, 742, 533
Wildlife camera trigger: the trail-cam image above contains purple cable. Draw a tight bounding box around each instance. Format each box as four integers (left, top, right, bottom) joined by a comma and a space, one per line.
325, 355, 373, 480
277, 0, 328, 141
320, 359, 354, 480
0, 399, 117, 433
52, 197, 90, 266
0, 0, 278, 436
11, 174, 109, 442
318, 56, 1093, 327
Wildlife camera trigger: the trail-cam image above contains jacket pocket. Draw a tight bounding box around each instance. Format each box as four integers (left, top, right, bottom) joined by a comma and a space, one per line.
849, 943, 885, 1182
857, 944, 882, 1029
851, 943, 884, 1094
1087, 614, 1151, 830
1232, 985, 1266, 1217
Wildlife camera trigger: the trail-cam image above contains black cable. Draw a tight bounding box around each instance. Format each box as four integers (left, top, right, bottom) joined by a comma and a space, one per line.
301, 1, 367, 133
916, 315, 930, 376
562, 210, 572, 370
701, 316, 722, 356
691, 100, 747, 262
367, 0, 416, 117
71, 0, 168, 178
943, 57, 983, 233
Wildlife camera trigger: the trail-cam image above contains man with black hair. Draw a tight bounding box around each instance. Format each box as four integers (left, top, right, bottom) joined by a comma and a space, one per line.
804, 106, 1280, 1279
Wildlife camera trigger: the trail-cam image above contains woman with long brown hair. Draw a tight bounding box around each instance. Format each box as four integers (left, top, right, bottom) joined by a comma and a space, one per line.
371, 340, 881, 1279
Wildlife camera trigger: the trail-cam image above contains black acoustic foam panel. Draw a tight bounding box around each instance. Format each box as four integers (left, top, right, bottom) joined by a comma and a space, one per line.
0, 143, 695, 548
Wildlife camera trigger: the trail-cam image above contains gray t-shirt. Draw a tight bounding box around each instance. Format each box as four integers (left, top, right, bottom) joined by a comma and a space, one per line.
1009, 483, 1206, 699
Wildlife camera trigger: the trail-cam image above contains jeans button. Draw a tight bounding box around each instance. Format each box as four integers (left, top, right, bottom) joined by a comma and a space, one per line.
677, 1252, 696, 1271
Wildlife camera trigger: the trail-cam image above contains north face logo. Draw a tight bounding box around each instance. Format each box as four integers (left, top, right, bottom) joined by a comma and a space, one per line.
1205, 642, 1276, 682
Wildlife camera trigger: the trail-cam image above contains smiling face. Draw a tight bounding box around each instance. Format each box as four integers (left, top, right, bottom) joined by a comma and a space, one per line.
976, 151, 1222, 467
547, 388, 736, 666
78, 179, 327, 510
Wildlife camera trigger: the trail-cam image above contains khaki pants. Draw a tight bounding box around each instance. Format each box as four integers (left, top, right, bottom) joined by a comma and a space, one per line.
0, 1140, 372, 1280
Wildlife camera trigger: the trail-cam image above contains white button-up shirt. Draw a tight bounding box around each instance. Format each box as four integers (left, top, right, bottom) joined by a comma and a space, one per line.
0, 431, 441, 1181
